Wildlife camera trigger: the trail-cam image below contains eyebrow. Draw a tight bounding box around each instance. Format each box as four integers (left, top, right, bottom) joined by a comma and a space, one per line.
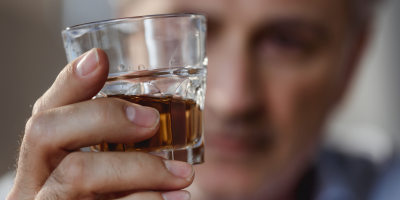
174, 6, 328, 41
256, 19, 328, 39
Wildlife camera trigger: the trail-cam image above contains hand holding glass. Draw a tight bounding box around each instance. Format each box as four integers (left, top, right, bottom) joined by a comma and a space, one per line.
62, 14, 207, 165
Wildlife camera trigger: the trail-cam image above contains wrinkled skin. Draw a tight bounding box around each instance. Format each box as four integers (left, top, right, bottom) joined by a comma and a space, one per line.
8, 0, 367, 199
120, 0, 365, 199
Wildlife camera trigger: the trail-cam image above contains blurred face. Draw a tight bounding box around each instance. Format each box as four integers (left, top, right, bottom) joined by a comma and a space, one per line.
121, 0, 360, 199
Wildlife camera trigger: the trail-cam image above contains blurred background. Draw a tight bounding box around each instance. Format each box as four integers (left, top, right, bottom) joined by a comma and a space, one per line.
0, 0, 399, 179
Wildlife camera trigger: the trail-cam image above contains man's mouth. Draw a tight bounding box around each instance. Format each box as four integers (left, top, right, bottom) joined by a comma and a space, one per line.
205, 129, 273, 159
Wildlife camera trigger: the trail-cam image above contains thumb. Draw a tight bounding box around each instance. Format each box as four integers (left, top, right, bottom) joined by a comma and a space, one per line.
32, 48, 109, 114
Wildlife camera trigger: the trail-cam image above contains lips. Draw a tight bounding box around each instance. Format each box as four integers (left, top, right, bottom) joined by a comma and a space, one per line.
205, 128, 273, 159
207, 134, 247, 152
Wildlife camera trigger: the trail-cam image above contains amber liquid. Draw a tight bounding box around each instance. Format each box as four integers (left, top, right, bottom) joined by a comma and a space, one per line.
96, 95, 203, 152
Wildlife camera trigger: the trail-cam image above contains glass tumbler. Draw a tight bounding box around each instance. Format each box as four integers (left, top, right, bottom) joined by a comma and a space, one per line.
62, 14, 207, 165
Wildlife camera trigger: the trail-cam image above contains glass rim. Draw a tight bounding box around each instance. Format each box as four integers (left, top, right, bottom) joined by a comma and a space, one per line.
63, 13, 206, 32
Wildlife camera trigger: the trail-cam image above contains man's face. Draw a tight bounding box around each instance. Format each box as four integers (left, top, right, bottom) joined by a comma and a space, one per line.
122, 0, 359, 198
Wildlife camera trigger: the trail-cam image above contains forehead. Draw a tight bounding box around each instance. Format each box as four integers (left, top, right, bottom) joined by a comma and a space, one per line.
180, 0, 346, 22
124, 0, 349, 30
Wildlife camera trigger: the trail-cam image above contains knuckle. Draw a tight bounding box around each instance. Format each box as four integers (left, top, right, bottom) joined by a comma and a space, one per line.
93, 99, 109, 125
107, 154, 126, 181
60, 104, 79, 120
92, 98, 119, 125
134, 153, 148, 171
23, 112, 49, 148
36, 186, 63, 200
56, 152, 88, 187
132, 153, 162, 177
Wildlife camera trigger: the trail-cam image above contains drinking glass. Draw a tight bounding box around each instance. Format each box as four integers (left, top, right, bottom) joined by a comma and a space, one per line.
62, 14, 207, 165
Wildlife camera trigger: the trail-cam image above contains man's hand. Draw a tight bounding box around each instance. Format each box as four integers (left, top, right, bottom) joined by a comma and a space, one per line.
7, 49, 193, 200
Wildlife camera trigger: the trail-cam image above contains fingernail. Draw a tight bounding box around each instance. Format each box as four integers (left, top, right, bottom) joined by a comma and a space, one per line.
75, 48, 99, 77
125, 105, 159, 128
163, 160, 194, 181
162, 191, 191, 200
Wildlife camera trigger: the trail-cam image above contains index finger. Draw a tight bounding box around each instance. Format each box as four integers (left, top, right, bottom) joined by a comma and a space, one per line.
33, 48, 109, 115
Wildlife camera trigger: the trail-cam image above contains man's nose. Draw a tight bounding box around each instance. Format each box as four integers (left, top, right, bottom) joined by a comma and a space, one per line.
205, 30, 262, 121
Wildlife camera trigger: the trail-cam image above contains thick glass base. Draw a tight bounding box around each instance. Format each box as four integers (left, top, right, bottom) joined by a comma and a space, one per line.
90, 143, 204, 165
152, 144, 204, 165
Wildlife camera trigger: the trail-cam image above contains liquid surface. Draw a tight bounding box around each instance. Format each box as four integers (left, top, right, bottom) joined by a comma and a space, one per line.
92, 68, 206, 154
98, 95, 203, 152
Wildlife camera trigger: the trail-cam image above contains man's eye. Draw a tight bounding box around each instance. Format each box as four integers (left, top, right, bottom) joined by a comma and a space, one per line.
253, 22, 326, 62
270, 33, 306, 49
257, 32, 314, 59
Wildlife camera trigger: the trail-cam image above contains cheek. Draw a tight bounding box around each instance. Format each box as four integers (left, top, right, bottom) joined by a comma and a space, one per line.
261, 58, 341, 137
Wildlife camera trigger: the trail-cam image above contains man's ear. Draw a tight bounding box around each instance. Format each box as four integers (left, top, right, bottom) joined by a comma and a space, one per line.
334, 23, 372, 105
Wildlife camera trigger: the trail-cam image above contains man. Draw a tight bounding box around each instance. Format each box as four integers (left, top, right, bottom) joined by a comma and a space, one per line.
6, 0, 385, 199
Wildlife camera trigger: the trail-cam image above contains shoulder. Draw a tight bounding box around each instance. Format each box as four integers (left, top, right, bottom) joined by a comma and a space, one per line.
315, 149, 400, 200
317, 149, 379, 181
314, 149, 380, 200
369, 157, 400, 200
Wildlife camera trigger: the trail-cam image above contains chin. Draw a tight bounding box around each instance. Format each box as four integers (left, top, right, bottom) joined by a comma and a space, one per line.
192, 147, 272, 198
190, 139, 318, 200
192, 132, 273, 195
193, 162, 259, 198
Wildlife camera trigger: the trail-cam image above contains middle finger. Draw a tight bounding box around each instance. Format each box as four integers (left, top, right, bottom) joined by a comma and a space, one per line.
19, 97, 160, 194
36, 152, 194, 199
